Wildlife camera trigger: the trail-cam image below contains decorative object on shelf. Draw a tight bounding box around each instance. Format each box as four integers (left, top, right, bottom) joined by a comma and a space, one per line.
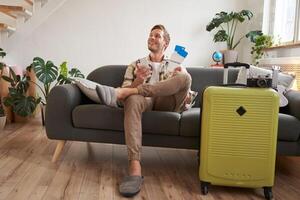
30, 57, 85, 125
206, 10, 261, 64
211, 51, 223, 67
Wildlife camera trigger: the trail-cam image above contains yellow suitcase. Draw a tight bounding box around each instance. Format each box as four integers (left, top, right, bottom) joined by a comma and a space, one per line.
199, 64, 279, 200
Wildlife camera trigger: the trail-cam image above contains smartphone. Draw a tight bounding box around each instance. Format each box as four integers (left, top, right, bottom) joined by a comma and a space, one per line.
137, 58, 150, 70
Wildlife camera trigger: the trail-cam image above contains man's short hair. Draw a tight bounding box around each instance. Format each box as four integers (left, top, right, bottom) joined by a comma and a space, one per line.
151, 24, 170, 45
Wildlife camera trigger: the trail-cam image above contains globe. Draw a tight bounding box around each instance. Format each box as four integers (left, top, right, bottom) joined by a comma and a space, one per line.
212, 51, 223, 63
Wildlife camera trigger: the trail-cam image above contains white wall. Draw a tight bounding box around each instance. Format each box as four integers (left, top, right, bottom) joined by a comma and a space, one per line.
240, 0, 265, 64
2, 0, 260, 75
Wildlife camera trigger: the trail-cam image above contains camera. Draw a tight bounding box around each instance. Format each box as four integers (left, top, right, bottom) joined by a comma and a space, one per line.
247, 75, 273, 88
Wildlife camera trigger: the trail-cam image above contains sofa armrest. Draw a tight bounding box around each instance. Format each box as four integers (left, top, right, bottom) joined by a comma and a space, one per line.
285, 90, 300, 120
45, 84, 83, 139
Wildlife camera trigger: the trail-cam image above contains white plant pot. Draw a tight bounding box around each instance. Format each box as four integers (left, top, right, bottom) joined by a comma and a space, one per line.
223, 50, 238, 64
0, 116, 6, 130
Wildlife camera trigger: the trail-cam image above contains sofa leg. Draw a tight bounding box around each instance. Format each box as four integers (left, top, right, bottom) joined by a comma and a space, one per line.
52, 140, 66, 163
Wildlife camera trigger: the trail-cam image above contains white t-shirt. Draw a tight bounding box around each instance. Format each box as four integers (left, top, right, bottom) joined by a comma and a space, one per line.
149, 62, 161, 84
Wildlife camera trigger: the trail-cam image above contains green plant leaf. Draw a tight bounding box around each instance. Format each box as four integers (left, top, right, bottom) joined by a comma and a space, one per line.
69, 68, 84, 78
246, 30, 263, 43
57, 74, 70, 85
59, 61, 68, 77
213, 30, 228, 42
8, 87, 20, 97
1, 75, 14, 84
32, 58, 58, 85
240, 10, 253, 20
13, 96, 38, 117
33, 57, 45, 66
0, 48, 6, 58
206, 12, 230, 31
0, 62, 5, 70
3, 96, 14, 107
16, 75, 30, 94
9, 67, 17, 83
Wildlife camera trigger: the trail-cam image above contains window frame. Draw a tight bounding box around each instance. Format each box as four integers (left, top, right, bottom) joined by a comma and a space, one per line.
263, 0, 300, 48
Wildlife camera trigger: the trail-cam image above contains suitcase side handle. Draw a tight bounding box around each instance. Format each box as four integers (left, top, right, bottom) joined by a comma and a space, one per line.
224, 62, 250, 69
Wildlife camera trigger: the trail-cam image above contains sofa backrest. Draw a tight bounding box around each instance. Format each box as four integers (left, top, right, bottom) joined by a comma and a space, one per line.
87, 65, 240, 107
187, 67, 239, 107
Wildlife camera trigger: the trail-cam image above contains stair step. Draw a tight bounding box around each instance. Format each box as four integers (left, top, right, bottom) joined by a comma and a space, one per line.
0, 5, 32, 19
0, 23, 16, 32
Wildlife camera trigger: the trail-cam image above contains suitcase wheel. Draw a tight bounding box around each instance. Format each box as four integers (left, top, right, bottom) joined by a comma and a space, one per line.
200, 181, 209, 195
263, 187, 273, 200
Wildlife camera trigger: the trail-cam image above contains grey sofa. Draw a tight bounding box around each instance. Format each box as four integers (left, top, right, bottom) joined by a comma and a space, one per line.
45, 65, 300, 161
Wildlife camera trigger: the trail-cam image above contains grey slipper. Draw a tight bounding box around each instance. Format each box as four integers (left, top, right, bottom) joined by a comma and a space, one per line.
119, 176, 144, 197
95, 85, 118, 108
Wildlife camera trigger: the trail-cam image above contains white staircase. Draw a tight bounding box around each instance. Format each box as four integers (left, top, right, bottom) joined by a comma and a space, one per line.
0, 0, 50, 44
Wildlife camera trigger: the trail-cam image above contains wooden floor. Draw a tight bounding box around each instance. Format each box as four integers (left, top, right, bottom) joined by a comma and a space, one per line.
0, 118, 300, 200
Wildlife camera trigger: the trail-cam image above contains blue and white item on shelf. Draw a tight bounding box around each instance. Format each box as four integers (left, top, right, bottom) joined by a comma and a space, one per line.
167, 45, 188, 72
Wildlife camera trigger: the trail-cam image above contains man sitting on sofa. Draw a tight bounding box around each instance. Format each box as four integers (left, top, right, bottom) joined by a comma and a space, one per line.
95, 24, 195, 197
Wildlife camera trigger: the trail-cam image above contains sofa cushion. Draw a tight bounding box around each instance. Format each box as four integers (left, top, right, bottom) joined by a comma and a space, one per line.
180, 108, 201, 137
72, 104, 180, 136
142, 111, 181, 135
72, 77, 101, 103
278, 113, 300, 141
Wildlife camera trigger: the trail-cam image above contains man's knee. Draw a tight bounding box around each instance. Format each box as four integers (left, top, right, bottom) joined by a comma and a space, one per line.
174, 72, 192, 86
124, 95, 145, 110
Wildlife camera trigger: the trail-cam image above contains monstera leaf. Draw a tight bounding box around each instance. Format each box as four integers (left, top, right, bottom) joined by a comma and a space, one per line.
3, 92, 40, 117
32, 57, 58, 85
14, 96, 41, 117
214, 30, 228, 42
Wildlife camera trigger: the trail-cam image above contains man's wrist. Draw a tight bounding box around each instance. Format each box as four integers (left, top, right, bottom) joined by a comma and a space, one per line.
130, 78, 144, 88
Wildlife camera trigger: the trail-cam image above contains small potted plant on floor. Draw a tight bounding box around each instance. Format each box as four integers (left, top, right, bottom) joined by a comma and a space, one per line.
0, 99, 6, 130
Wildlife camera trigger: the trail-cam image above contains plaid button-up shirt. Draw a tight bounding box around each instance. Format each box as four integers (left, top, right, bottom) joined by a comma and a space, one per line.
121, 56, 198, 111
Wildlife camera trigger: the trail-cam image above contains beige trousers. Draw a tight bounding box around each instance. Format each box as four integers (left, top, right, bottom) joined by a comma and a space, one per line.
123, 72, 192, 161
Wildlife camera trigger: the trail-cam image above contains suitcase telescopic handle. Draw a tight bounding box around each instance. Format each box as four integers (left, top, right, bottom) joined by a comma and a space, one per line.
224, 62, 250, 69
223, 62, 250, 84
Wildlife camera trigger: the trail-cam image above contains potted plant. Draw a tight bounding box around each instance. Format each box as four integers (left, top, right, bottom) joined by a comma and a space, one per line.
249, 34, 273, 65
206, 10, 261, 63
30, 57, 84, 125
1, 68, 41, 122
0, 99, 6, 130
0, 48, 14, 123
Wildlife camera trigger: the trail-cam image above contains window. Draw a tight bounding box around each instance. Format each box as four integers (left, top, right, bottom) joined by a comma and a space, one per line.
264, 0, 300, 44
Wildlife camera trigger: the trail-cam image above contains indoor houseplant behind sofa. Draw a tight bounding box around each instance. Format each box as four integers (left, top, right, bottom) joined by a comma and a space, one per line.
45, 65, 300, 162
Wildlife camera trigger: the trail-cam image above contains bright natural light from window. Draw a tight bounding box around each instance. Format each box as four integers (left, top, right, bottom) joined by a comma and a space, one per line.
273, 0, 297, 43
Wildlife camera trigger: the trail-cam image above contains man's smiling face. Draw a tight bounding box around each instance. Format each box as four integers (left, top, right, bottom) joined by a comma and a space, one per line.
147, 29, 168, 53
